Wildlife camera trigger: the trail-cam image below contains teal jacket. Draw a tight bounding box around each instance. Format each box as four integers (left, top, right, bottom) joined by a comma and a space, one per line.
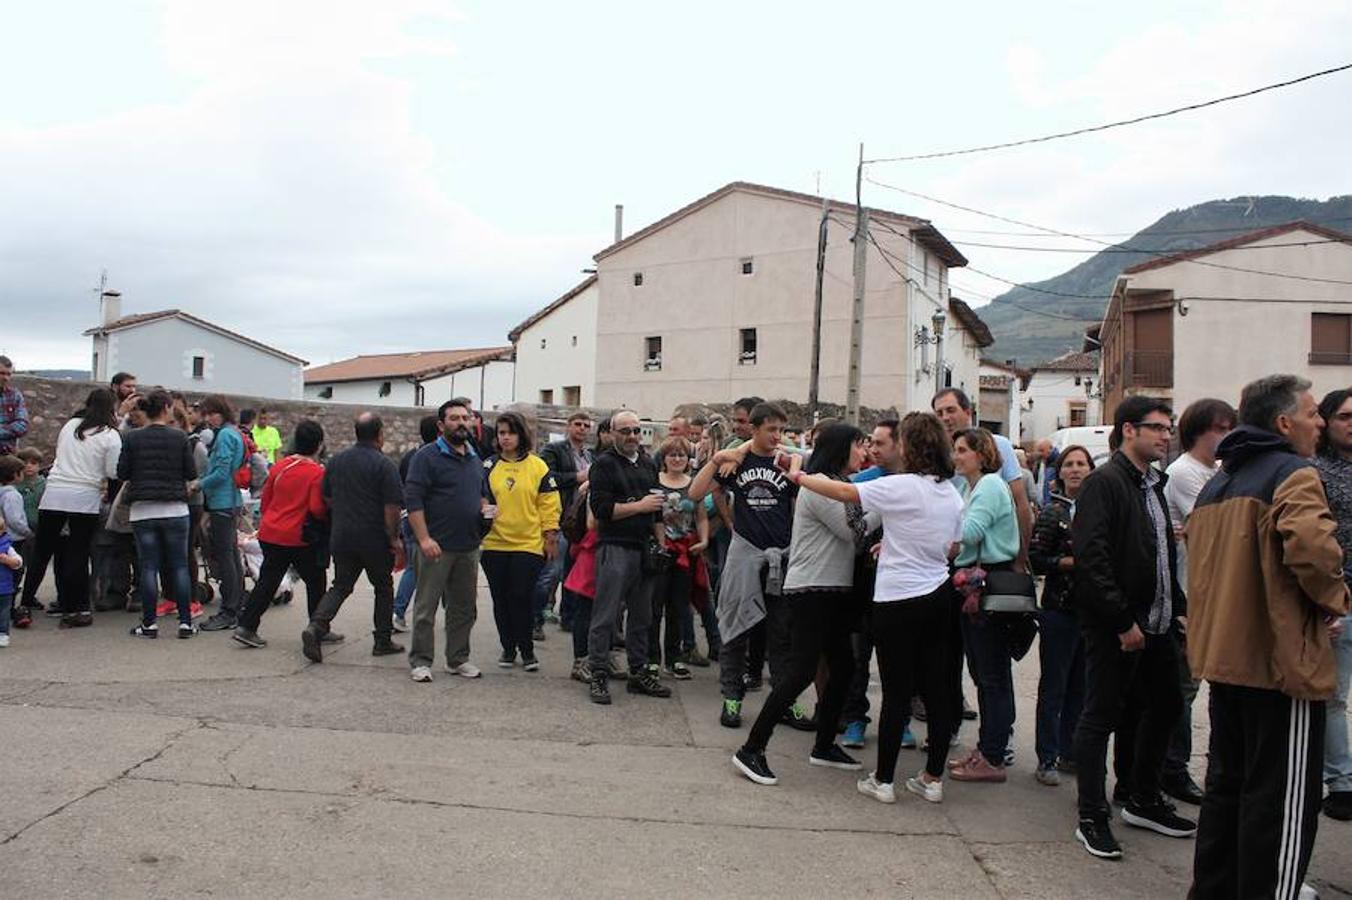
955, 473, 1020, 567
198, 425, 245, 511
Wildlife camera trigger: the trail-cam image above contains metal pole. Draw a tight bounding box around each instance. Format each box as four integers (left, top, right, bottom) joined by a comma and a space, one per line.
846, 145, 866, 425
807, 197, 828, 423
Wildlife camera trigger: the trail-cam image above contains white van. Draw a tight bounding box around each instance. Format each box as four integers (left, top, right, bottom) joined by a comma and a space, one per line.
1049, 425, 1114, 466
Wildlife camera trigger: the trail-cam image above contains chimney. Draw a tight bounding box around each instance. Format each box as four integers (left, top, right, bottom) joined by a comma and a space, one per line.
614, 204, 624, 243
100, 290, 123, 325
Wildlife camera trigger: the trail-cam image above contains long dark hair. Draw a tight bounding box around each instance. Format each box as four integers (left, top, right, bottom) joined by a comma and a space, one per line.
495, 411, 533, 458
1319, 389, 1352, 456
75, 388, 117, 440
805, 423, 864, 477
1053, 444, 1096, 491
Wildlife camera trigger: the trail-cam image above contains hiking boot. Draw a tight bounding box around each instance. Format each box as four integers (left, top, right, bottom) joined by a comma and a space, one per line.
809, 744, 862, 770
720, 699, 743, 728
372, 638, 404, 656
950, 754, 1006, 783
301, 625, 323, 663
1121, 797, 1197, 838
627, 668, 672, 697
570, 658, 592, 683
232, 627, 267, 648
783, 702, 816, 732
1076, 816, 1123, 860
589, 671, 612, 705
733, 747, 778, 786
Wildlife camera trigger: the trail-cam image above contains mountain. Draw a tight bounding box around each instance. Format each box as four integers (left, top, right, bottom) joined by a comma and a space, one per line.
23, 369, 91, 381
978, 195, 1352, 366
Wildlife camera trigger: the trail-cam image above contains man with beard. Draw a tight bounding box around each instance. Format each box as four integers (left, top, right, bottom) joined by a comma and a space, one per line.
404, 400, 490, 683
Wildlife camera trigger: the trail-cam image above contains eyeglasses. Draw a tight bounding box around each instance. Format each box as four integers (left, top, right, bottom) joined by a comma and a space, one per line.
1132, 421, 1175, 435
615, 427, 642, 436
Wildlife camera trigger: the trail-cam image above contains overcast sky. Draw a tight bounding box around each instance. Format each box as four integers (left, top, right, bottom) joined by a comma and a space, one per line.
3, 0, 1349, 369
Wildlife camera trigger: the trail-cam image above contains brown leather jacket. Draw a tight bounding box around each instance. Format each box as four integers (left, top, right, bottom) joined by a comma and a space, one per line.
1186, 426, 1349, 700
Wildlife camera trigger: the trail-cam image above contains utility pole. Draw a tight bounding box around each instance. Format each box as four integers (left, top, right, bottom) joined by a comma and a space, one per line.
807, 196, 829, 424
845, 144, 867, 425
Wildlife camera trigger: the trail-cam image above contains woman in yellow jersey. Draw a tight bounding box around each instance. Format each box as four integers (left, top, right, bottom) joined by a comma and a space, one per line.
481, 411, 562, 671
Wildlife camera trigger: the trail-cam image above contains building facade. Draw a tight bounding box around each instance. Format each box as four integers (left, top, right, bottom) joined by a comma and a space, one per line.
1095, 222, 1352, 421
1021, 351, 1099, 440
84, 304, 306, 400
978, 359, 1027, 437
570, 182, 966, 419
509, 276, 597, 407
304, 348, 515, 410
946, 297, 993, 404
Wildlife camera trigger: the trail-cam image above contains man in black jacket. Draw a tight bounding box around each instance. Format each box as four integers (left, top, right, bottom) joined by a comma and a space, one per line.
535, 412, 594, 633
1071, 395, 1194, 860
586, 409, 670, 705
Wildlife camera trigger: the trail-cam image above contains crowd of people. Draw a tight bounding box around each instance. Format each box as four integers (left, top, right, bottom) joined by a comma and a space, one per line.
2, 351, 1351, 896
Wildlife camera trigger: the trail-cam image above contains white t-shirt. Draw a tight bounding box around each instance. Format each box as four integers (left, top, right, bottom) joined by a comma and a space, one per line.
856, 473, 965, 602
1164, 453, 1216, 524
39, 418, 123, 515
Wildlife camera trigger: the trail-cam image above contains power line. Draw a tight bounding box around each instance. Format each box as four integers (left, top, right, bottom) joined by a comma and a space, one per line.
942, 217, 1352, 239
864, 61, 1352, 164
866, 177, 1352, 286
950, 237, 1346, 254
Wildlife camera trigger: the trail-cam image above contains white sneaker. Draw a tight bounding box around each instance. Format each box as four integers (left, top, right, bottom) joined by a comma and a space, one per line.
0, 633, 9, 648
857, 773, 896, 804
392, 615, 408, 633
906, 771, 944, 804
446, 662, 482, 679
1298, 884, 1318, 900
410, 666, 433, 683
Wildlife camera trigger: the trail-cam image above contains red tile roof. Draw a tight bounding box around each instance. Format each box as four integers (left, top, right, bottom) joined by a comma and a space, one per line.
593, 181, 968, 269
1031, 350, 1099, 372
947, 297, 993, 347
508, 276, 596, 343
1121, 221, 1352, 275
304, 347, 513, 384
83, 309, 308, 365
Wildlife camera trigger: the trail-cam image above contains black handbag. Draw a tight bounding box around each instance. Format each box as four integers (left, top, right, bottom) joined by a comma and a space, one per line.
641, 536, 673, 576
979, 569, 1039, 615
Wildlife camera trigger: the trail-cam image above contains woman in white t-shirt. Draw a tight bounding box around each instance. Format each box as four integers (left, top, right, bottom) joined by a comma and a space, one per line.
32, 389, 122, 626
791, 412, 964, 805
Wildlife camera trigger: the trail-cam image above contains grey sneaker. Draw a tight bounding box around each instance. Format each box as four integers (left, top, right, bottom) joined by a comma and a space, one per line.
232, 627, 267, 648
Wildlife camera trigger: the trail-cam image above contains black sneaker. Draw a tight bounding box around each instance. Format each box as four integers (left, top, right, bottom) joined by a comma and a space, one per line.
1162, 773, 1205, 806
301, 625, 323, 663
782, 702, 817, 732
177, 623, 198, 639
1076, 817, 1123, 860
200, 612, 237, 633
809, 744, 862, 771
372, 639, 405, 656
627, 668, 673, 697
129, 623, 158, 639
733, 747, 778, 786
743, 674, 764, 692
232, 627, 267, 648
1121, 797, 1197, 838
45, 601, 64, 618
1324, 790, 1352, 821
589, 671, 612, 705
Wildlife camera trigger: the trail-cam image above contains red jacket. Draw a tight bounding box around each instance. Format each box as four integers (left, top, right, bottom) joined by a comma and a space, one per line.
258, 455, 328, 547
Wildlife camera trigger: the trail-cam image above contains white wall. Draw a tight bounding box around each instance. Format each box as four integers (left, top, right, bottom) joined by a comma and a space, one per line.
421, 359, 515, 411
1022, 369, 1095, 441
304, 378, 417, 406
513, 281, 598, 406
946, 326, 982, 402
100, 317, 303, 399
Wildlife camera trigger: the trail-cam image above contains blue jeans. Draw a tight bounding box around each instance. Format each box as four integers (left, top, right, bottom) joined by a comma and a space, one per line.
962, 613, 1017, 766
132, 515, 193, 627
1035, 608, 1084, 767
394, 519, 417, 618
532, 533, 568, 625
1325, 614, 1352, 793
0, 592, 11, 635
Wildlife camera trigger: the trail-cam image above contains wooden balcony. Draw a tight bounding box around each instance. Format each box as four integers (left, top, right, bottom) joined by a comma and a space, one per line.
1127, 350, 1173, 387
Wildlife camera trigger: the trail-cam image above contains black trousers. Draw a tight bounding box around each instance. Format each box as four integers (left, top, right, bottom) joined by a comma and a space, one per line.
238, 541, 328, 631
481, 549, 544, 659
25, 511, 99, 614
649, 564, 690, 668
1074, 626, 1183, 817
1190, 684, 1324, 900
310, 546, 394, 640
873, 584, 955, 783
745, 590, 855, 755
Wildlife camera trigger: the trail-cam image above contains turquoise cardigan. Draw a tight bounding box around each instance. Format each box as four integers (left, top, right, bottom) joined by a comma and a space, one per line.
197, 424, 245, 512
955, 473, 1020, 567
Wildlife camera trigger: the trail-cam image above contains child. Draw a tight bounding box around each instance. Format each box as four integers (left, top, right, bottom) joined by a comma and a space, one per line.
14, 449, 44, 625
0, 457, 32, 638
0, 511, 23, 647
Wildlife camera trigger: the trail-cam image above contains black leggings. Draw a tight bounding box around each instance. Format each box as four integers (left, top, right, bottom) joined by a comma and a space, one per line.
649, 564, 690, 668
745, 590, 855, 755
24, 510, 99, 614
237, 541, 329, 631
873, 581, 956, 783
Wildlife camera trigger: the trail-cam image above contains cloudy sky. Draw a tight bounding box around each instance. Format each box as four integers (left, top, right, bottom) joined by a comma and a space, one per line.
3, 0, 1349, 369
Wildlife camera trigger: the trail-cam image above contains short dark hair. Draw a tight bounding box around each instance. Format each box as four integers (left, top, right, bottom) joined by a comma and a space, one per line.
451, 396, 474, 409
568, 411, 592, 425
733, 396, 764, 415
15, 448, 43, 465
955, 427, 1002, 475
1112, 395, 1173, 448
354, 413, 383, 443
689, 416, 707, 428
597, 416, 612, 435
238, 408, 257, 427
874, 418, 900, 442
0, 455, 23, 485
1178, 398, 1237, 452
438, 399, 470, 422
1240, 374, 1311, 434
805, 423, 864, 476
138, 389, 173, 420
1319, 389, 1352, 455
111, 372, 136, 387
900, 412, 954, 479
293, 420, 324, 456
749, 402, 786, 427
418, 414, 440, 445
198, 394, 235, 424
932, 388, 972, 413
495, 410, 533, 456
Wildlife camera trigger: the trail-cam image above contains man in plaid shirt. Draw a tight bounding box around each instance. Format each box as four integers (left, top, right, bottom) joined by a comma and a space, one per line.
0, 356, 29, 456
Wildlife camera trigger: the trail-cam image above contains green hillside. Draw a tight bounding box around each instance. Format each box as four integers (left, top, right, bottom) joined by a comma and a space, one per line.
978, 195, 1352, 366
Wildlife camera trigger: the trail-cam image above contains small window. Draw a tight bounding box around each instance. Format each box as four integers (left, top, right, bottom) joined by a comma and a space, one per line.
540, 389, 554, 405
379, 381, 392, 398
540, 338, 547, 350
1312, 313, 1352, 364
739, 328, 757, 365
192, 355, 205, 379
563, 385, 581, 406
319, 386, 333, 399
741, 257, 754, 275
415, 384, 426, 407
633, 272, 644, 287
571, 335, 577, 347
644, 336, 662, 371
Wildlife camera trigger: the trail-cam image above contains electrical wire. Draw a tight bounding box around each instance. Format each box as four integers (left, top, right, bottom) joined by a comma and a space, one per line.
950, 237, 1345, 254
864, 62, 1352, 164
940, 217, 1352, 239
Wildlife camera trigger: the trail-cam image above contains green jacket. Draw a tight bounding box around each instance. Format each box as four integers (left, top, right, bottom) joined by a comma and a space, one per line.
955, 473, 1020, 567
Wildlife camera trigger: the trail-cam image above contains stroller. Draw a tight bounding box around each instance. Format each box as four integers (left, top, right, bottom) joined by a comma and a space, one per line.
237, 517, 295, 606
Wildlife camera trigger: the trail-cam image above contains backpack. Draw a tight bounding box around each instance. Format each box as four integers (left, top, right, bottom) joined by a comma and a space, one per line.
561, 490, 590, 546
235, 432, 261, 489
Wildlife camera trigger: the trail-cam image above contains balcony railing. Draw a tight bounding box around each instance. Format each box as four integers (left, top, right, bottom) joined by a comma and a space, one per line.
1127, 350, 1173, 387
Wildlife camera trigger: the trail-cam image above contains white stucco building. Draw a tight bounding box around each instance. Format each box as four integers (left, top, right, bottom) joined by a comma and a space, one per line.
1095, 221, 1352, 421
1021, 351, 1099, 440
978, 358, 1027, 438
946, 297, 993, 402
84, 297, 306, 400
304, 347, 515, 410
509, 276, 597, 407
553, 181, 968, 418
